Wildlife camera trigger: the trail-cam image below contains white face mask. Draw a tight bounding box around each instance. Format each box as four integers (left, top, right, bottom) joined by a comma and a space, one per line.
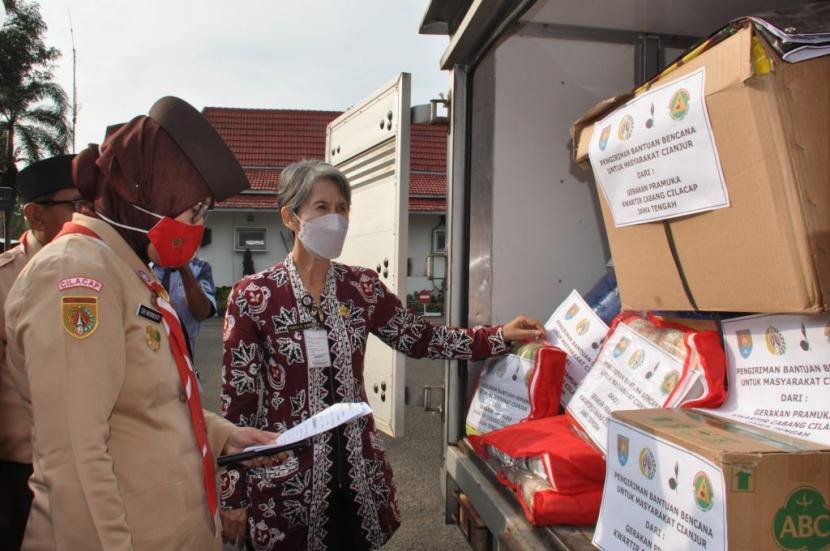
296, 212, 349, 259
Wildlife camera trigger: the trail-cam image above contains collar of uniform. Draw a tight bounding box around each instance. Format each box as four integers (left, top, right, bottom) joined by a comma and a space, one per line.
68, 213, 154, 277
22, 231, 43, 258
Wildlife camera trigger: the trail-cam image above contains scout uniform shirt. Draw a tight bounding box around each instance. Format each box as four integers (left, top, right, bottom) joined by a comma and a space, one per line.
4, 213, 235, 551
0, 233, 42, 464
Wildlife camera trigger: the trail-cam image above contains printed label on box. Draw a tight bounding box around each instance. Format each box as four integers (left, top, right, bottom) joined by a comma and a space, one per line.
705, 313, 830, 448
588, 67, 729, 227
544, 289, 609, 406
594, 418, 728, 551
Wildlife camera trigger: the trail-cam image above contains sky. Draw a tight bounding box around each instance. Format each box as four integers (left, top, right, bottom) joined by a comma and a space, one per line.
36, 1, 449, 151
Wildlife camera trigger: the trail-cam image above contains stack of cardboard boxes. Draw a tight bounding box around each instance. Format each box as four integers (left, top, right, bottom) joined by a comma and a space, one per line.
571, 16, 830, 551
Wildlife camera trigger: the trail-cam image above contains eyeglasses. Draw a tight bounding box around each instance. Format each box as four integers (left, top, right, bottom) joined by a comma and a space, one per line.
34, 198, 94, 213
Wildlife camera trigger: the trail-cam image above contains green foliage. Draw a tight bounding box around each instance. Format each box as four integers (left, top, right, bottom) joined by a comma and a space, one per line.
1, 1, 70, 170
0, 1, 69, 248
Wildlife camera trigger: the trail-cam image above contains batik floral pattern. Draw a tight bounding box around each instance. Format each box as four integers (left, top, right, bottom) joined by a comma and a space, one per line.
220, 256, 507, 549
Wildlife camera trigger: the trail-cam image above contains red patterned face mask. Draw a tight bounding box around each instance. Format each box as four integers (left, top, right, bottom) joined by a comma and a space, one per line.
98, 205, 205, 267
146, 215, 205, 268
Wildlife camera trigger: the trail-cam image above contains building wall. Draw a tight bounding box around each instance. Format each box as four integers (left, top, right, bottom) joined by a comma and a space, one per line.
200, 210, 291, 288
407, 213, 446, 297
201, 210, 445, 297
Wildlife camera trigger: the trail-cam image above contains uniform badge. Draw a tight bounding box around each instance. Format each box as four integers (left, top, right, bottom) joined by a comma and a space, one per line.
61, 296, 99, 339
137, 304, 163, 323
57, 276, 103, 293
146, 324, 161, 351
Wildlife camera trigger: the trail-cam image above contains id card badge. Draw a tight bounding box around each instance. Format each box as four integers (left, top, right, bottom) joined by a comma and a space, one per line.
304, 329, 332, 368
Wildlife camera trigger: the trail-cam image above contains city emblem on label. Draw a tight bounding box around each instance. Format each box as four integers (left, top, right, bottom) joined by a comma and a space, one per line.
575, 318, 590, 336
617, 114, 634, 141
598, 125, 612, 151
617, 434, 630, 466
613, 337, 631, 358
661, 370, 680, 395
628, 349, 645, 370
736, 329, 753, 359
639, 447, 656, 480
772, 486, 830, 551
565, 303, 579, 320
693, 471, 714, 512
61, 296, 99, 339
765, 326, 787, 356
669, 88, 691, 121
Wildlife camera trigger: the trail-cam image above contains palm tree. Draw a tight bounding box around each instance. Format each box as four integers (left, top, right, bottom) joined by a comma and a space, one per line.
1, 80, 70, 166
0, 2, 70, 248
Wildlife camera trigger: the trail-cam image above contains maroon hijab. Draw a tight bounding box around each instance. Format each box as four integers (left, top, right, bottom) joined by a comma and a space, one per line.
73, 115, 211, 262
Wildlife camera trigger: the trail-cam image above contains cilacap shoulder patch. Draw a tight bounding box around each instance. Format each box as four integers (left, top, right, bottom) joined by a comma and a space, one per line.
61, 296, 99, 339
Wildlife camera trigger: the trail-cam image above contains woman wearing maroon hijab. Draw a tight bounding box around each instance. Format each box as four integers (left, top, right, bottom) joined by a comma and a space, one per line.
4, 97, 278, 550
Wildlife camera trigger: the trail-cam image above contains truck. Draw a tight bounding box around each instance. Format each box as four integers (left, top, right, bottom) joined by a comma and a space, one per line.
325, 0, 812, 548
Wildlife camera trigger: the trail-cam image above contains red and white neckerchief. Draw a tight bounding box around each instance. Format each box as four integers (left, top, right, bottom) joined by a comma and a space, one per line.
56, 222, 221, 533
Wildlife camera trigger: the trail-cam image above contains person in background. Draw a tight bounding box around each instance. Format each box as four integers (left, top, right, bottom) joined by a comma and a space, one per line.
0, 155, 91, 550
153, 256, 217, 359
4, 97, 280, 550
219, 160, 546, 550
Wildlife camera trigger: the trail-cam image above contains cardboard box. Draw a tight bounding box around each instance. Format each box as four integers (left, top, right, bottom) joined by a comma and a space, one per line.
573, 24, 830, 313
594, 408, 830, 551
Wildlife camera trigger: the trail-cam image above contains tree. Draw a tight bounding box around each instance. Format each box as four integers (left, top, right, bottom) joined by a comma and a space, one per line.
0, 2, 70, 248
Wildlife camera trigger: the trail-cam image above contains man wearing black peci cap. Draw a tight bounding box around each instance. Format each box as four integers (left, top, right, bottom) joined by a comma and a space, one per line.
0, 154, 91, 550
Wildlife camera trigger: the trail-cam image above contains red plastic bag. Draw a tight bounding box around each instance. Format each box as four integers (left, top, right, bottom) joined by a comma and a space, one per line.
614, 312, 727, 409
465, 342, 566, 436
470, 415, 604, 526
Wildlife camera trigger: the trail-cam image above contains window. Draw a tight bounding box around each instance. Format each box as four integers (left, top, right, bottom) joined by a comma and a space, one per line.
235, 227, 267, 251
432, 228, 447, 255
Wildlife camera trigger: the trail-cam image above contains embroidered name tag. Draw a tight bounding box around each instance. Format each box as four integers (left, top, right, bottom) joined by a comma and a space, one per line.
136, 304, 163, 323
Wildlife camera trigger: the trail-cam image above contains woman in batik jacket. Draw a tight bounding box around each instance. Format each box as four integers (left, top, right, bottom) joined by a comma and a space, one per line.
220, 160, 545, 551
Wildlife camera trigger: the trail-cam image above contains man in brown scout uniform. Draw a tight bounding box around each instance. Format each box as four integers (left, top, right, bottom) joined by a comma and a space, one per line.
0, 155, 89, 550
4, 97, 280, 550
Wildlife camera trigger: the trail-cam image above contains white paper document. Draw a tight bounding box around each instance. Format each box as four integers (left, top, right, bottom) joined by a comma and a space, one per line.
567, 322, 703, 455
544, 289, 609, 406
244, 402, 372, 452
588, 67, 729, 227
704, 313, 830, 448
594, 418, 727, 551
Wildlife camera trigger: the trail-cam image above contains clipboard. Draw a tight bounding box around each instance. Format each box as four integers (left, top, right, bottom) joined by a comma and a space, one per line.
217, 440, 308, 467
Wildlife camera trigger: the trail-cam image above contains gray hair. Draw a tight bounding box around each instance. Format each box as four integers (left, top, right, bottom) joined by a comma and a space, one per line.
277, 160, 351, 212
